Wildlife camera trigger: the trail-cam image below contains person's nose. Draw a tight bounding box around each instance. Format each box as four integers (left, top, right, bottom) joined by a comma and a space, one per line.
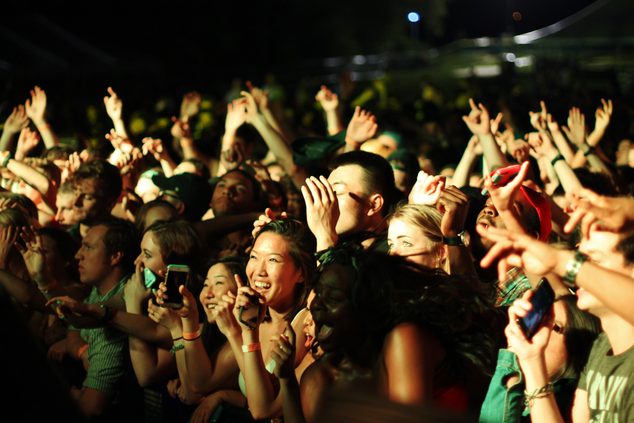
481, 204, 497, 217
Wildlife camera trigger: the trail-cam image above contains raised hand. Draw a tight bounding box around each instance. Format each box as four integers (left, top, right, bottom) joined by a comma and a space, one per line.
105, 129, 134, 154
124, 259, 152, 312
482, 161, 530, 214
240, 90, 264, 125
24, 86, 48, 125
593, 99, 613, 137
180, 91, 202, 122
436, 185, 470, 237
301, 176, 340, 250
103, 87, 123, 122
562, 107, 586, 146
141, 137, 168, 161
505, 290, 552, 362
15, 226, 45, 280
344, 106, 378, 147
170, 116, 192, 140
315, 85, 339, 112
528, 100, 548, 132
478, 225, 559, 281
564, 188, 634, 236
3, 105, 29, 135
147, 298, 181, 331
232, 273, 266, 331
211, 291, 240, 337
225, 98, 248, 133
490, 112, 504, 135
408, 171, 445, 205
252, 207, 288, 239
462, 98, 491, 136
507, 138, 531, 164
526, 132, 556, 158
466, 135, 483, 156
15, 127, 41, 160
246, 81, 270, 111
271, 321, 296, 379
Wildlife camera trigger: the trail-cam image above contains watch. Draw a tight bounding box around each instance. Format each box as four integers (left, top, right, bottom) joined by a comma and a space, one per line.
442, 230, 470, 247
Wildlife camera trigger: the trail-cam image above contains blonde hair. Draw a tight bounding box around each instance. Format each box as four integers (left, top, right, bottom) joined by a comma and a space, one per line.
388, 203, 448, 272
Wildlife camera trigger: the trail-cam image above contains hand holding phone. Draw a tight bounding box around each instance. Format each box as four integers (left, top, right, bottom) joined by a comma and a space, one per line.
163, 264, 190, 309
238, 293, 262, 330
516, 278, 555, 340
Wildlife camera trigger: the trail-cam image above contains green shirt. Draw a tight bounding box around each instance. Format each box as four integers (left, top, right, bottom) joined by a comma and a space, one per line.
77, 277, 129, 394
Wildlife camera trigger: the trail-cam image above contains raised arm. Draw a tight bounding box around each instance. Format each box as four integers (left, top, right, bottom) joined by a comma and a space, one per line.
0, 105, 29, 152
343, 106, 378, 153
463, 98, 508, 171
103, 87, 128, 139
243, 91, 308, 188
25, 86, 59, 148
315, 85, 344, 136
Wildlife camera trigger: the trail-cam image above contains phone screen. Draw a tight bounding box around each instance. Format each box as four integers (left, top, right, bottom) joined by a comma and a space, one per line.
143, 267, 159, 290
517, 279, 555, 339
164, 265, 190, 308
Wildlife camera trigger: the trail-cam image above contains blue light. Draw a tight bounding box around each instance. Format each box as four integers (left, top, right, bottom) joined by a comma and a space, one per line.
407, 12, 420, 23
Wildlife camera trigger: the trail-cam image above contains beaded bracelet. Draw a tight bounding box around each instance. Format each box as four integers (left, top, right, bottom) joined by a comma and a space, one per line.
524, 382, 554, 408
170, 343, 185, 355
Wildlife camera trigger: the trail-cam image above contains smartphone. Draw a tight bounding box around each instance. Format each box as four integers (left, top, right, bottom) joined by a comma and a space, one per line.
143, 267, 159, 290
516, 278, 555, 340
481, 164, 521, 195
238, 293, 261, 329
163, 264, 190, 309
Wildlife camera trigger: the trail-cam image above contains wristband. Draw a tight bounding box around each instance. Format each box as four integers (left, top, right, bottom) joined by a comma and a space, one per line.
1, 153, 13, 168
76, 344, 89, 359
550, 153, 565, 167
242, 342, 261, 353
183, 328, 202, 341
562, 250, 588, 288
170, 343, 185, 355
582, 145, 594, 157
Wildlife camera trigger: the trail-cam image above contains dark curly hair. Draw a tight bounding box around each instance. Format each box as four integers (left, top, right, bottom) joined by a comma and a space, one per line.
317, 245, 496, 376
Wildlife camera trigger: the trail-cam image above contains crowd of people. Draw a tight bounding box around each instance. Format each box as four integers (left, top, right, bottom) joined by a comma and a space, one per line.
1, 77, 633, 423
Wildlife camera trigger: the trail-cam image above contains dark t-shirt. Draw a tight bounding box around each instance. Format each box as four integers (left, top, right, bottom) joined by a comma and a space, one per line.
578, 332, 634, 422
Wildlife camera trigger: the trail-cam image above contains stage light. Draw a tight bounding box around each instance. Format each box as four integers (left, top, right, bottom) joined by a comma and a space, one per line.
407, 12, 420, 23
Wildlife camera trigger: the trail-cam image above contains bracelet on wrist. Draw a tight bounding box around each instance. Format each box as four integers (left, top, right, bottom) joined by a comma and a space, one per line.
242, 342, 261, 353
183, 327, 202, 341
550, 153, 565, 167
76, 344, 89, 359
562, 250, 588, 289
170, 343, 185, 355
524, 382, 554, 408
582, 145, 594, 157
172, 336, 183, 342
1, 153, 13, 168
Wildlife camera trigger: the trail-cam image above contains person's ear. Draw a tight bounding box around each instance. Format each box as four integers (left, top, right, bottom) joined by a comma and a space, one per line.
110, 251, 123, 267
366, 193, 384, 217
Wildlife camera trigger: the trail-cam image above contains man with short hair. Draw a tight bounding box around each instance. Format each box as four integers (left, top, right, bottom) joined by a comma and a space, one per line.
51, 218, 141, 420
70, 160, 122, 239
302, 150, 399, 251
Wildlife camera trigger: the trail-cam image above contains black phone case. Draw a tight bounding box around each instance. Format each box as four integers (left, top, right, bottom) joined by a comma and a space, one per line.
517, 279, 555, 339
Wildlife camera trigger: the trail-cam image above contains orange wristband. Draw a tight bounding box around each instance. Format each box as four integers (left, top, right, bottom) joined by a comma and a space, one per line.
77, 344, 89, 358
242, 342, 261, 353
183, 328, 202, 341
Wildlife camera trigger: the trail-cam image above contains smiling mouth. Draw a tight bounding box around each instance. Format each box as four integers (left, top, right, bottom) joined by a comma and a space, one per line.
254, 281, 271, 289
